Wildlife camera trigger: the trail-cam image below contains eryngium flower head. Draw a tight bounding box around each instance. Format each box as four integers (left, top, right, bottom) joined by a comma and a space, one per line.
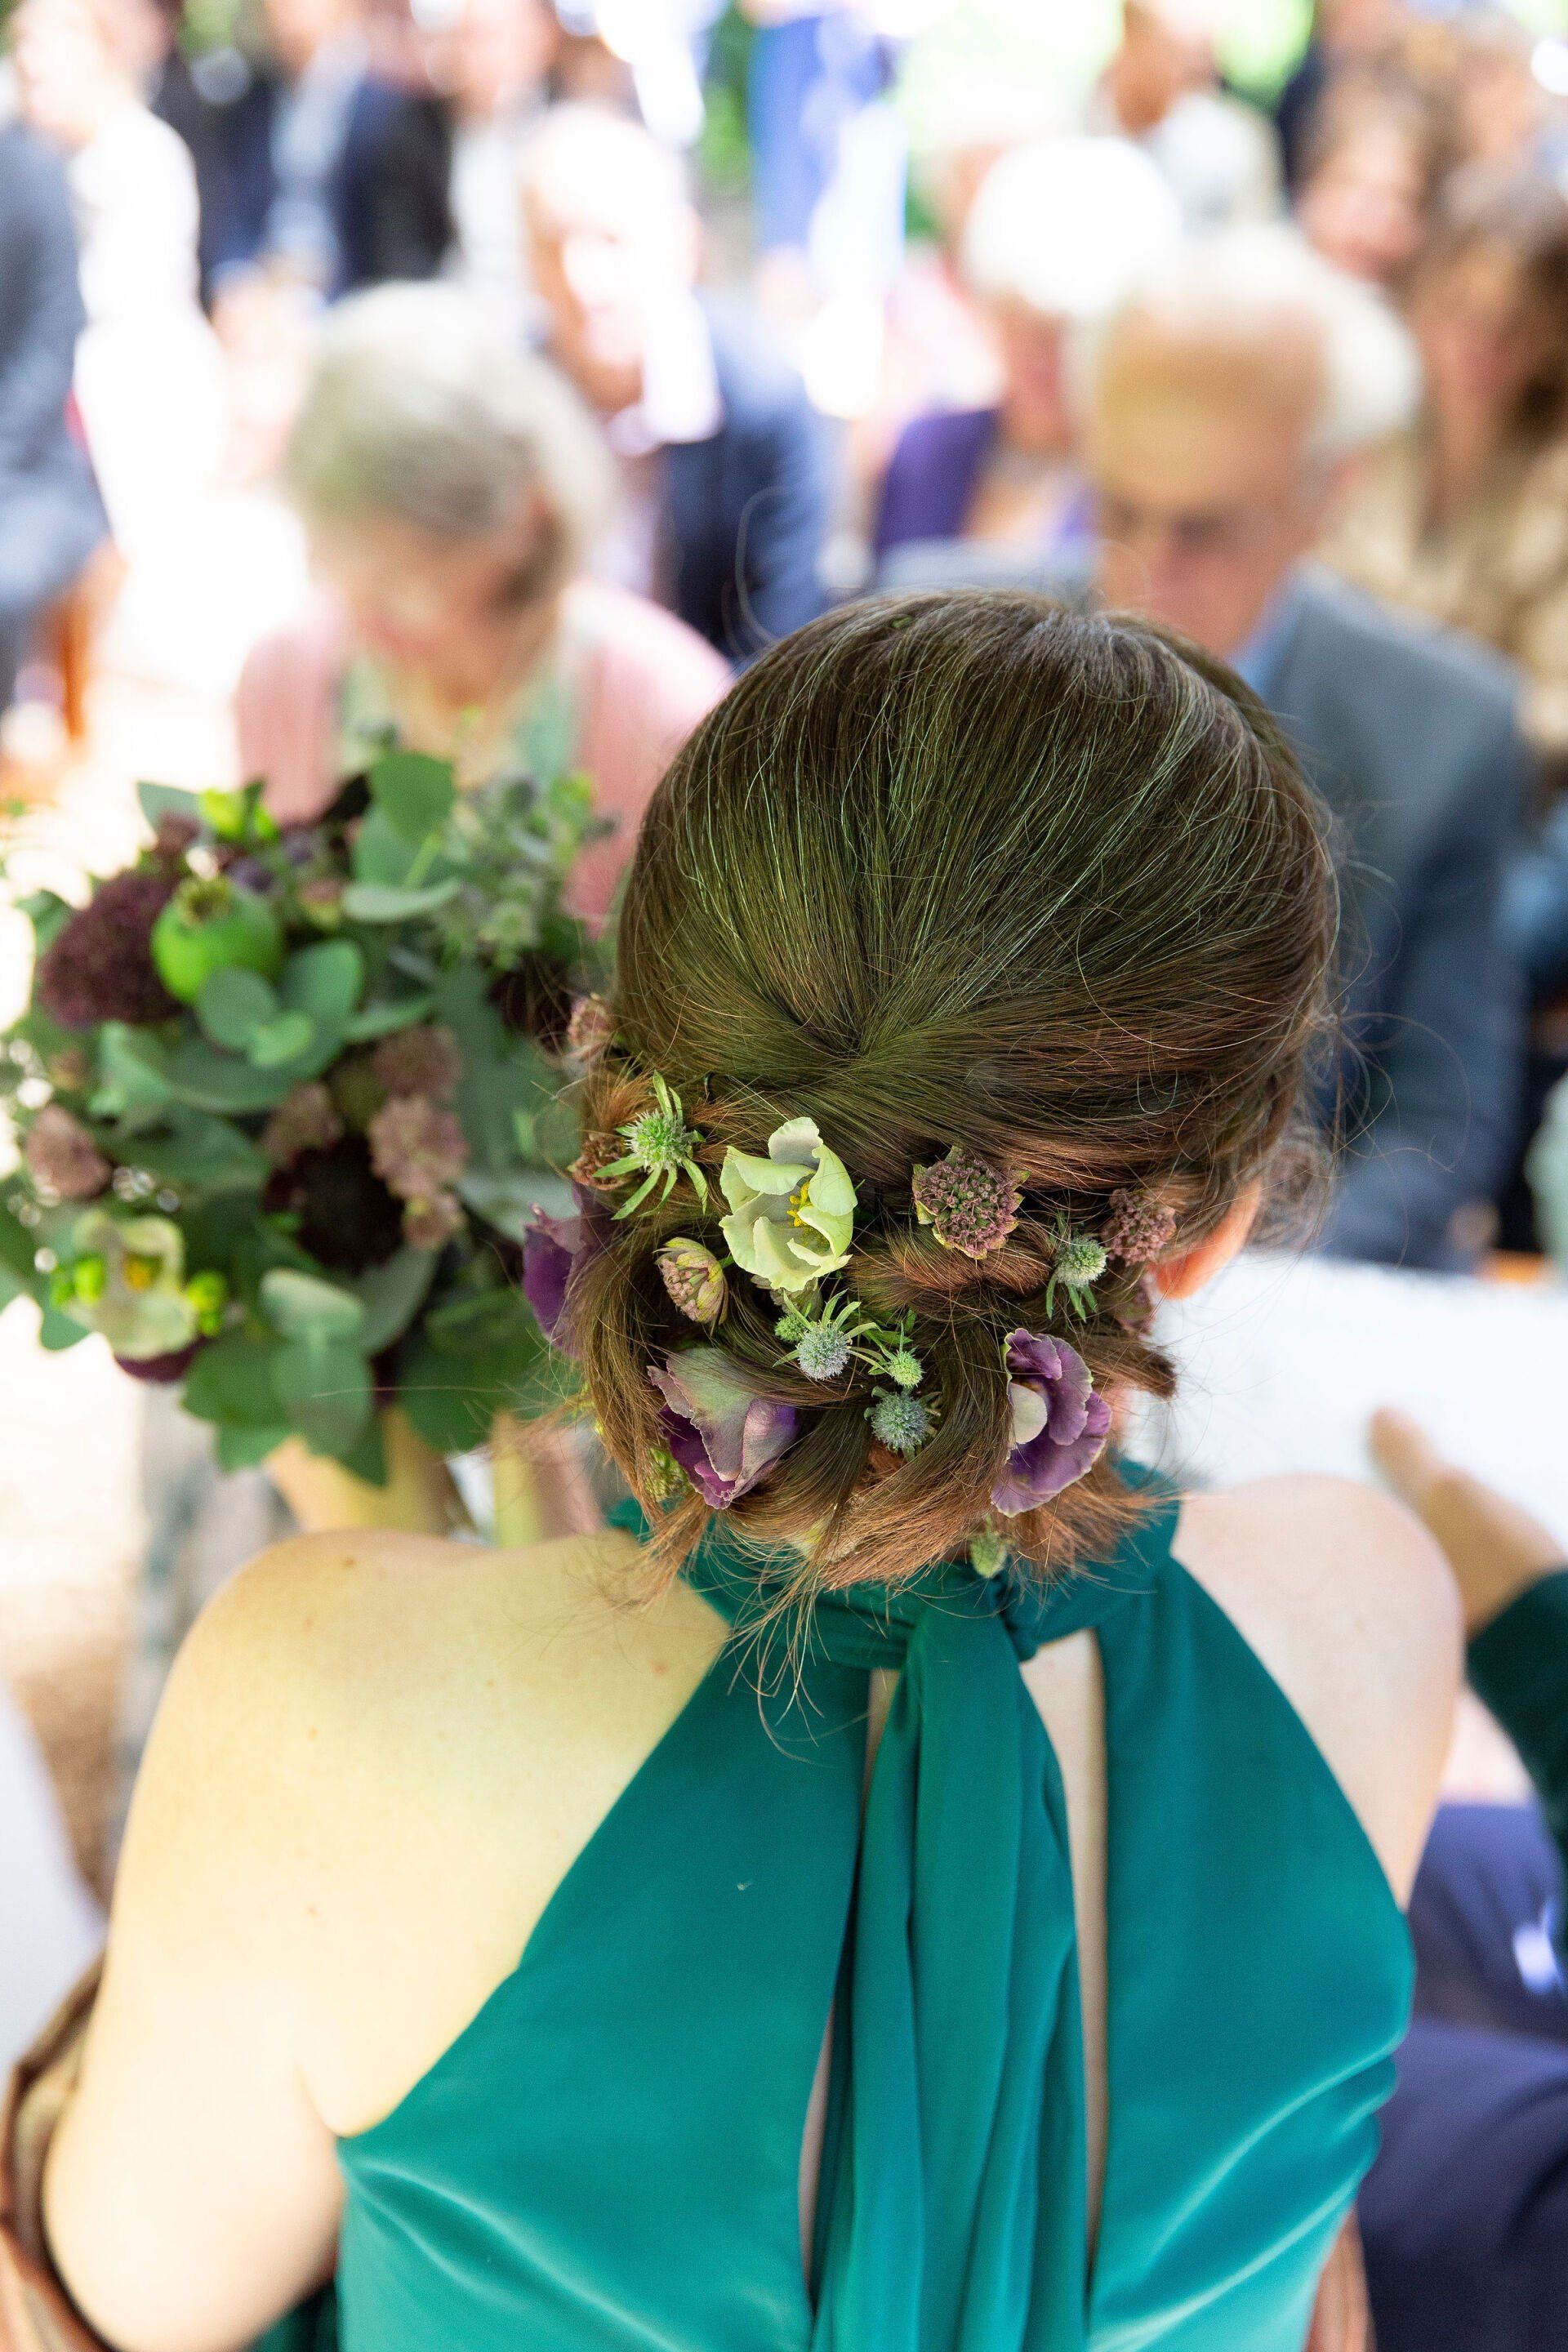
911, 1145, 1022, 1260
261, 1080, 344, 1169
36, 871, 178, 1031
372, 1022, 461, 1104
24, 1105, 110, 1200
868, 1388, 932, 1457
795, 1321, 851, 1380
368, 1094, 469, 1202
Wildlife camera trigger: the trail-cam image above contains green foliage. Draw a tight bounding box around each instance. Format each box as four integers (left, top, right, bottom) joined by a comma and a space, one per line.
2, 745, 594, 1478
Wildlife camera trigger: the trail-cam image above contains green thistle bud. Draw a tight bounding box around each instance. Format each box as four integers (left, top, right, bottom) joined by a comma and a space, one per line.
869, 1388, 932, 1457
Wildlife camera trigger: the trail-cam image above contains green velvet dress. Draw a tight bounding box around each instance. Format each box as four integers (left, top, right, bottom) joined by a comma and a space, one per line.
259, 1469, 1410, 2350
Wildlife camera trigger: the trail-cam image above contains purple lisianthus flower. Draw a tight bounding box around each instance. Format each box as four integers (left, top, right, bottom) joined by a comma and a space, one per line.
521, 1205, 584, 1353
646, 1347, 800, 1509
991, 1328, 1111, 1516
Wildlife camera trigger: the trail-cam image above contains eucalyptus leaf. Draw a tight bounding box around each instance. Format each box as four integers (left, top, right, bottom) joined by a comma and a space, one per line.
398, 1312, 549, 1454
368, 750, 455, 844
164, 1038, 310, 1115
38, 1304, 89, 1352
217, 1423, 291, 1472
197, 965, 278, 1050
94, 1025, 174, 1118
350, 804, 421, 888
457, 1165, 573, 1242
0, 1201, 40, 1286
118, 1113, 269, 1192
353, 1247, 437, 1356
247, 1011, 317, 1067
184, 1329, 282, 1426
17, 890, 74, 954
136, 780, 201, 833
261, 1267, 367, 1343
281, 940, 363, 1024
344, 993, 437, 1043
335, 1414, 389, 1488
341, 879, 462, 924
274, 1336, 372, 1459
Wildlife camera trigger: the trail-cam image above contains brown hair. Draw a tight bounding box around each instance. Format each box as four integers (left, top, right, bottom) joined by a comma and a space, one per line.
1412, 163, 1568, 443
571, 594, 1337, 1589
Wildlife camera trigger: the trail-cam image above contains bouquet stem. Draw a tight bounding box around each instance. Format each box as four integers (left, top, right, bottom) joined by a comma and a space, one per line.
267, 1409, 469, 1536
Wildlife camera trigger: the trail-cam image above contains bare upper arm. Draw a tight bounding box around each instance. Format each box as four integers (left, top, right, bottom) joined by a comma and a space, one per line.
1175, 1476, 1463, 1904
42, 1534, 381, 2352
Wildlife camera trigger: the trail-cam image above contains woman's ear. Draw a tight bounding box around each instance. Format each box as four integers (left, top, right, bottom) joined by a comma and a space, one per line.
1152, 1180, 1262, 1302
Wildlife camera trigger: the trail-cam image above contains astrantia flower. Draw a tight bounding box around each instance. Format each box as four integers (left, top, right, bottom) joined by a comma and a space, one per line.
35, 871, 178, 1031
991, 1328, 1111, 1516
719, 1118, 856, 1294
60, 1211, 198, 1361
569, 1129, 629, 1195
565, 993, 615, 1067
1102, 1188, 1177, 1265
368, 1095, 470, 1202
646, 1347, 800, 1508
868, 1388, 933, 1457
599, 1075, 707, 1218
372, 1022, 461, 1103
657, 1236, 727, 1325
261, 1080, 344, 1169
911, 1144, 1022, 1259
24, 1106, 109, 1202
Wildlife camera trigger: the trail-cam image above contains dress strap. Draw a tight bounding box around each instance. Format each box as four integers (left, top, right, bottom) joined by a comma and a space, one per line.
604, 1469, 1182, 2346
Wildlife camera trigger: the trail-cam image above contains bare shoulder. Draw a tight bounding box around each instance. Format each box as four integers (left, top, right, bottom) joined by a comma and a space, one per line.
1174, 1476, 1462, 1902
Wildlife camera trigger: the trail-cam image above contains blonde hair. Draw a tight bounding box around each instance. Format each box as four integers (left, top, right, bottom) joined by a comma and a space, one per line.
286, 283, 612, 586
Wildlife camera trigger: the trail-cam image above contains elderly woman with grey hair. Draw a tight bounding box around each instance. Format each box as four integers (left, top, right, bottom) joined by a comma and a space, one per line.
236, 283, 728, 926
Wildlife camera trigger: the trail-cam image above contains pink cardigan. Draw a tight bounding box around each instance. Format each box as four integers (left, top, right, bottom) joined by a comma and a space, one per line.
234, 582, 731, 925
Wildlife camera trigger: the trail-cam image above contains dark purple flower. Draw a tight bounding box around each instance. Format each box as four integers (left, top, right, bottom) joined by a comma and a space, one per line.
261, 1137, 404, 1272
521, 1205, 581, 1351
35, 871, 178, 1030
488, 951, 577, 1053
991, 1327, 1111, 1516
646, 1347, 800, 1509
114, 1339, 204, 1384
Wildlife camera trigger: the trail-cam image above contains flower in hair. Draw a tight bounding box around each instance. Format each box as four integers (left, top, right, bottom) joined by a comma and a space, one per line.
777, 1290, 867, 1382
862, 1308, 923, 1393
565, 993, 615, 1067
657, 1236, 728, 1325
646, 1346, 800, 1509
719, 1117, 857, 1294
1045, 1222, 1107, 1321
869, 1387, 933, 1458
991, 1329, 1111, 1516
569, 1128, 629, 1194
911, 1145, 1022, 1260
1102, 1187, 1177, 1265
521, 1202, 586, 1354
598, 1074, 708, 1218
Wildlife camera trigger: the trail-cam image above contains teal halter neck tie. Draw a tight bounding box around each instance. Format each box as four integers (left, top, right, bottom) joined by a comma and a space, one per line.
607, 1479, 1177, 2348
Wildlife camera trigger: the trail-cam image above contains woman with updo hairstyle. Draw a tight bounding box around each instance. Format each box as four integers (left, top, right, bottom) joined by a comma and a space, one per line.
39, 596, 1456, 2352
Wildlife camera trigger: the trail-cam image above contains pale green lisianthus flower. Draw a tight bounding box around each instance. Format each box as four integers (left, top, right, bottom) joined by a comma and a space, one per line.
719, 1117, 857, 1294
65, 1210, 199, 1359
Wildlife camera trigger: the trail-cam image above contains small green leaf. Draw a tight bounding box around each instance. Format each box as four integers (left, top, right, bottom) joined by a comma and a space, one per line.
93, 1025, 174, 1118
344, 993, 437, 1042
137, 780, 201, 833
197, 965, 278, 1049
119, 1112, 269, 1192
184, 1329, 283, 1426
247, 1012, 316, 1068
368, 750, 455, 844
353, 1248, 437, 1356
261, 1267, 367, 1343
163, 1038, 303, 1114
274, 1337, 372, 1459
280, 940, 363, 1024
335, 1414, 389, 1487
216, 1423, 291, 1472
341, 879, 463, 924
18, 890, 74, 952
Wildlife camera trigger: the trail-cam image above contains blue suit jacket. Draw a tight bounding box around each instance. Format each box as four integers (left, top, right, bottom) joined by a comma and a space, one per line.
660, 299, 829, 665
870, 548, 1528, 1269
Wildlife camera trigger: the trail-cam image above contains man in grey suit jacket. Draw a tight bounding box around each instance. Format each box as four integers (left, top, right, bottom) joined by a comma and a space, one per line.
0, 123, 108, 715
1086, 229, 1525, 1268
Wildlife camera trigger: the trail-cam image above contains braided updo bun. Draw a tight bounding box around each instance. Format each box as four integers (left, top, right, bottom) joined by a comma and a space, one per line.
566, 592, 1336, 1588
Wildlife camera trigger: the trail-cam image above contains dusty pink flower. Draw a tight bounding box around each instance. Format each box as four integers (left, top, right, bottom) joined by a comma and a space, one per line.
911, 1145, 1023, 1259
261, 1081, 344, 1169
1102, 1188, 1177, 1264
24, 1105, 109, 1201
372, 1022, 461, 1103
368, 1094, 469, 1201
403, 1190, 466, 1251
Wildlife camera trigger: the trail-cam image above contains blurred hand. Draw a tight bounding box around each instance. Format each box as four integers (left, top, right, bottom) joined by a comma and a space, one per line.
1370, 1410, 1566, 1636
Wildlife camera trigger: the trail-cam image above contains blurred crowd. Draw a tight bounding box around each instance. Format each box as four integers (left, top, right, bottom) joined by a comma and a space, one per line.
1, 0, 1566, 1275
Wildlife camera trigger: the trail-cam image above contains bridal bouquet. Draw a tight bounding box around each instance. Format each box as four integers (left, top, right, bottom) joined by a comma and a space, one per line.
0, 755, 601, 1484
